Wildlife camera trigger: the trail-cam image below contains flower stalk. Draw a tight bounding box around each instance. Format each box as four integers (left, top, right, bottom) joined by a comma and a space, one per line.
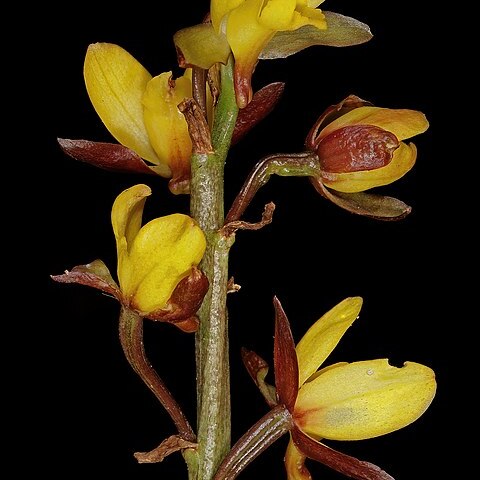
213, 405, 293, 480
118, 306, 196, 441
189, 58, 239, 480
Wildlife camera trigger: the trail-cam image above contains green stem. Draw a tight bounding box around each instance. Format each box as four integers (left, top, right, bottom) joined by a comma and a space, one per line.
226, 152, 320, 223
190, 58, 239, 480
118, 307, 195, 441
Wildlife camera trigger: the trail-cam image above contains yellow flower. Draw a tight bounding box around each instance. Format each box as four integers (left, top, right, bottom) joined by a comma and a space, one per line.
84, 43, 194, 194
306, 95, 429, 193
281, 297, 436, 479
211, 0, 327, 107
112, 184, 206, 316
52, 184, 208, 332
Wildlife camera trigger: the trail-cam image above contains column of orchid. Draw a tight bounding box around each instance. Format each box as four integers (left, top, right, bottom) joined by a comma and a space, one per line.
53, 1, 435, 480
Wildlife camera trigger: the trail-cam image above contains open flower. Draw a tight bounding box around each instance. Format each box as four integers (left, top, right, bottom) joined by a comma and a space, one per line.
174, 3, 371, 109
212, 0, 327, 107
305, 95, 429, 219
59, 43, 194, 194
52, 184, 208, 332
244, 297, 436, 479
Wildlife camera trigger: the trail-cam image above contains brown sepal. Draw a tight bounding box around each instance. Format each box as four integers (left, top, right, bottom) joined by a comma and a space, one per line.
311, 178, 411, 221
241, 347, 278, 408
134, 434, 197, 464
292, 427, 395, 480
51, 259, 120, 298
232, 82, 285, 145
305, 95, 373, 151
145, 267, 209, 331
273, 297, 299, 412
58, 138, 157, 175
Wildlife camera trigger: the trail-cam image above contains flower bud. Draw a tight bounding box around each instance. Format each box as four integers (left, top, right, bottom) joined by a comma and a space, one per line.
307, 95, 428, 193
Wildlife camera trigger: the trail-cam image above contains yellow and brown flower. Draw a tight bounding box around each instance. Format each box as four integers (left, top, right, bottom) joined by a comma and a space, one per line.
244, 297, 436, 479
52, 184, 208, 332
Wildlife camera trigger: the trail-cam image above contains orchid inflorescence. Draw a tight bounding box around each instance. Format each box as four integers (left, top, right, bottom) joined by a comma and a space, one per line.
53, 1, 435, 479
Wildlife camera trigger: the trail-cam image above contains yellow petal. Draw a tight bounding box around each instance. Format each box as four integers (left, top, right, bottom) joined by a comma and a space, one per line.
111, 184, 151, 253
259, 0, 326, 31
173, 24, 232, 69
295, 359, 436, 441
305, 361, 349, 383
211, 0, 245, 32
320, 106, 429, 141
111, 184, 151, 293
125, 214, 206, 313
84, 43, 164, 168
143, 71, 193, 178
285, 436, 311, 480
296, 298, 362, 386
290, 5, 326, 30
259, 0, 297, 30
322, 142, 417, 193
227, 0, 276, 107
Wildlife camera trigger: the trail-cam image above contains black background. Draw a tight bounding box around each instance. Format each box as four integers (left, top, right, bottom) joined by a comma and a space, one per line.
37, 1, 450, 478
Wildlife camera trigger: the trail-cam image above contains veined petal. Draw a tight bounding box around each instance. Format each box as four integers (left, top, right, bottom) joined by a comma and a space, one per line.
211, 0, 245, 32
84, 43, 162, 166
259, 12, 372, 60
285, 436, 312, 480
322, 142, 417, 193
126, 214, 206, 313
295, 359, 436, 441
320, 106, 429, 141
296, 297, 362, 386
143, 71, 192, 180
111, 184, 151, 291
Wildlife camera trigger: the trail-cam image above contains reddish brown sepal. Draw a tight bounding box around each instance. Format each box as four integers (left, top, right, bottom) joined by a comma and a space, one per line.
58, 138, 157, 175
145, 267, 209, 331
51, 259, 120, 298
292, 427, 394, 480
241, 347, 278, 408
317, 125, 399, 173
305, 95, 373, 151
273, 297, 299, 412
311, 178, 411, 221
232, 82, 285, 144
174, 317, 200, 333
242, 347, 269, 383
